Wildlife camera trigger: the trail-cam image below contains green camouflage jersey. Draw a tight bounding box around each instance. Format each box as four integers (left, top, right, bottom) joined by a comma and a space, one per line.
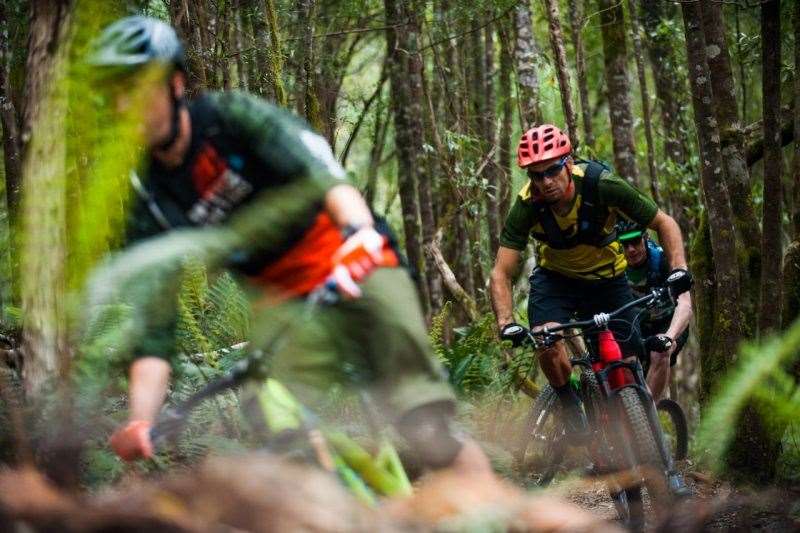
499, 162, 658, 280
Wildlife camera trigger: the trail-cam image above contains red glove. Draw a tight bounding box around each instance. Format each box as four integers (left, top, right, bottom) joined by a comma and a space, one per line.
331, 226, 398, 298
110, 420, 153, 461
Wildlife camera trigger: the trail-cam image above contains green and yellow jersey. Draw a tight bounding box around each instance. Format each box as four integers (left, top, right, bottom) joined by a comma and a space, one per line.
499, 162, 658, 280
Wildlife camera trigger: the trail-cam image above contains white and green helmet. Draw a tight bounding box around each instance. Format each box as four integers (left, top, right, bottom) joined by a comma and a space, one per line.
89, 16, 185, 74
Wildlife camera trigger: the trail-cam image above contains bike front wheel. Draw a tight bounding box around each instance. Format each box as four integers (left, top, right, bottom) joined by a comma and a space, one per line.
516, 385, 566, 486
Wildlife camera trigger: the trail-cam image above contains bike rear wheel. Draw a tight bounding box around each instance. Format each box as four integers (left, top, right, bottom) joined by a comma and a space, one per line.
657, 398, 688, 461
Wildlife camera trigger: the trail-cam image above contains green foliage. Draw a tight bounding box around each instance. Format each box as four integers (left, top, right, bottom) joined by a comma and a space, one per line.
695, 317, 800, 480
432, 309, 534, 398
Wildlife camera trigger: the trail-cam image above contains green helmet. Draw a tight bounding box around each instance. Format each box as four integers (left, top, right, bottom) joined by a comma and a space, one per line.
616, 220, 645, 243
89, 16, 185, 74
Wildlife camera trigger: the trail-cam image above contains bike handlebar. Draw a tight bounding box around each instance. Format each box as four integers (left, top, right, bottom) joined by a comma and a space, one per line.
526, 286, 672, 347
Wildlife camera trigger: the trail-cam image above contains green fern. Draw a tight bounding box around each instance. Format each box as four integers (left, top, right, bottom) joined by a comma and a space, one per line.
429, 301, 452, 365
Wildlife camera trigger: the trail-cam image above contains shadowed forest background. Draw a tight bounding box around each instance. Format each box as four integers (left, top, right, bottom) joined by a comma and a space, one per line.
1, 0, 800, 530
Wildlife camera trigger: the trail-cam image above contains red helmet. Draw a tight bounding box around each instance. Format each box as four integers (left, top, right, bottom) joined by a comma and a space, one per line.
517, 124, 572, 168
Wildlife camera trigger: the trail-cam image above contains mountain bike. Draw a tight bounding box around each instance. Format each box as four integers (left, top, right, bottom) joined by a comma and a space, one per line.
516, 284, 689, 529
148, 287, 412, 506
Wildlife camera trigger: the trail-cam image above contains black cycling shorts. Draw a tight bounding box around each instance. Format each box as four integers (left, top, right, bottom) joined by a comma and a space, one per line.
528, 267, 644, 359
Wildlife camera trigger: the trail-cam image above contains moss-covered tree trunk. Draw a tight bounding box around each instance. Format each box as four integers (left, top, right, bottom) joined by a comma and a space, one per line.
262, 0, 286, 106
598, 0, 639, 186
20, 0, 72, 398
681, 0, 742, 398
699, 0, 761, 327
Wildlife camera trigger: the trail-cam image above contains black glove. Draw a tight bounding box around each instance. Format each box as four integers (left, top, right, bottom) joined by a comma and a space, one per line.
645, 334, 674, 353
500, 322, 529, 348
666, 268, 693, 299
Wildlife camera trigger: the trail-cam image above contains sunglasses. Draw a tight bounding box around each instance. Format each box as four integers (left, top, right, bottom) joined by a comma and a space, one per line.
527, 156, 569, 181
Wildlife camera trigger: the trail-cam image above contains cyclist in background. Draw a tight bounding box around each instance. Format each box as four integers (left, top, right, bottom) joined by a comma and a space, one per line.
617, 221, 692, 401
489, 124, 691, 496
89, 16, 495, 481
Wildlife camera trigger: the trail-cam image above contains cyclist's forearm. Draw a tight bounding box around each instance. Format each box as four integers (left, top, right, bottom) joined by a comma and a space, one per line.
665, 292, 692, 340
325, 184, 374, 228
490, 272, 515, 326
128, 357, 171, 423
650, 210, 687, 269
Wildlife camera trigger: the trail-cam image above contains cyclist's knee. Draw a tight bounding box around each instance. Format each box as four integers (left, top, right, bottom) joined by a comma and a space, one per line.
395, 401, 464, 470
533, 322, 564, 361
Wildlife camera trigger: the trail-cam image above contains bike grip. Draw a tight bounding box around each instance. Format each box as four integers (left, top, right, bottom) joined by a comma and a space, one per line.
666, 268, 693, 297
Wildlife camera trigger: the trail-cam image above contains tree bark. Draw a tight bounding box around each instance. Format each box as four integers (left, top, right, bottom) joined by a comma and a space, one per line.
426, 238, 479, 322
699, 0, 760, 257
598, 0, 639, 185
20, 0, 72, 398
233, 0, 248, 90
498, 17, 514, 219
626, 0, 659, 203
542, 0, 578, 143
759, 0, 782, 335
794, 0, 800, 238
262, 0, 287, 106
297, 0, 324, 133
385, 0, 430, 310
567, 0, 593, 148
484, 18, 501, 257
682, 0, 777, 482
512, 4, 543, 128
641, 0, 689, 168
0, 1, 22, 223
681, 0, 742, 400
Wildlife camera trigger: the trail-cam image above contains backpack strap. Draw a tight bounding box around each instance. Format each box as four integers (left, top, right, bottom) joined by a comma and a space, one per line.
531, 201, 570, 249
530, 160, 616, 250
576, 161, 617, 247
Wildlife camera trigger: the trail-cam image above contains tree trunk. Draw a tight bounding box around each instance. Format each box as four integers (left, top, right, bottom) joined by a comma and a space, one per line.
484, 18, 501, 257
0, 1, 22, 223
699, 0, 760, 259
598, 0, 639, 186
233, 0, 248, 90
512, 4, 543, 128
498, 17, 514, 219
759, 0, 782, 335
567, 0, 593, 148
682, 0, 778, 483
20, 0, 72, 398
262, 0, 287, 106
626, 0, 659, 203
297, 0, 324, 132
542, 0, 577, 143
782, 240, 800, 329
795, 0, 800, 238
219, 3, 231, 90
385, 0, 430, 310
680, 0, 742, 400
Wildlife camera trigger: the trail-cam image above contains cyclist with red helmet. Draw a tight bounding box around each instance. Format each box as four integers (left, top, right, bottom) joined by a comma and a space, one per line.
489, 124, 691, 493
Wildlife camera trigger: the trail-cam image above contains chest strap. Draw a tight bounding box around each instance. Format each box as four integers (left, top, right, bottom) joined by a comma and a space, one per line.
532, 161, 616, 250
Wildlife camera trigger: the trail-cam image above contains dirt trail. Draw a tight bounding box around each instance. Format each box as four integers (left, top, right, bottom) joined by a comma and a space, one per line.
551, 467, 800, 532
